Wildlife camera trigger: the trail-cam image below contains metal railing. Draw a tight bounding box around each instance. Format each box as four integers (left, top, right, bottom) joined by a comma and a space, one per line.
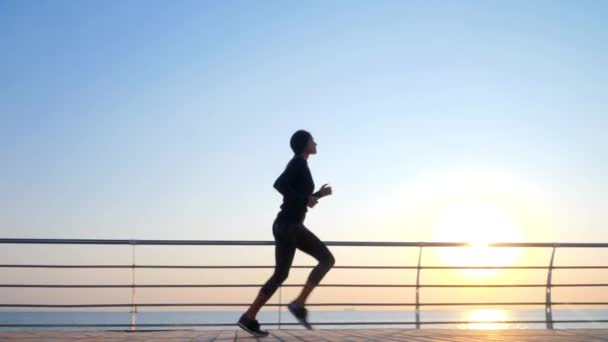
0, 238, 607, 330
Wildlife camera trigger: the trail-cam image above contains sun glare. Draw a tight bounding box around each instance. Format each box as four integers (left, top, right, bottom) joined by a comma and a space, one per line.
464, 309, 508, 329
431, 201, 523, 276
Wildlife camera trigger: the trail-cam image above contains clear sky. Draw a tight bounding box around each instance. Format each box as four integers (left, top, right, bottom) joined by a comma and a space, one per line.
1, 1, 607, 243
1, 0, 608, 313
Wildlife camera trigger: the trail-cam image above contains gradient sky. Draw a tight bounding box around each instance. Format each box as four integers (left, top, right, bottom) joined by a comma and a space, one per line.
2, 0, 607, 245
2, 0, 608, 312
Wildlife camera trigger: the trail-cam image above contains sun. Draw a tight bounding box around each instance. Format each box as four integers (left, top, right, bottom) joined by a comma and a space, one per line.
431, 201, 523, 276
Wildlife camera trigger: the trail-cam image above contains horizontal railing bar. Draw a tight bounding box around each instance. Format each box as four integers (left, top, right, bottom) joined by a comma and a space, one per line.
419, 266, 608, 269
2, 238, 608, 248
2, 264, 606, 269
3, 302, 607, 308
0, 303, 415, 308
2, 283, 607, 288
0, 302, 608, 308
2, 320, 608, 328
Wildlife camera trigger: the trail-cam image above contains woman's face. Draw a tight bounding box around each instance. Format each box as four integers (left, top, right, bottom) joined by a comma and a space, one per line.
305, 136, 317, 154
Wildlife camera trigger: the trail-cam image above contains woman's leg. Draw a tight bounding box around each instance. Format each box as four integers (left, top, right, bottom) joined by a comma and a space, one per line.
291, 224, 335, 305
245, 221, 296, 319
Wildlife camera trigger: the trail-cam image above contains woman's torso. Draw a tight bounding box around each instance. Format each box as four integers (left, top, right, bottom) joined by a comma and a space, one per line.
276, 156, 315, 223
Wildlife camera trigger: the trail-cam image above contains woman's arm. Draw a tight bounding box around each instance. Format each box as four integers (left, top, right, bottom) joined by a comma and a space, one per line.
313, 184, 331, 199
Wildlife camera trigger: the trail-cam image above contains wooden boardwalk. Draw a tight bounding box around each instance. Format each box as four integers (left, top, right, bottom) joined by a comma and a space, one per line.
1, 329, 607, 341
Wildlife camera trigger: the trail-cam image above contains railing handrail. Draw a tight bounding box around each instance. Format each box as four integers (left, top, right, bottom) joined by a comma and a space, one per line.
1, 237, 608, 248
1, 301, 608, 307
2, 264, 607, 269
1, 237, 607, 331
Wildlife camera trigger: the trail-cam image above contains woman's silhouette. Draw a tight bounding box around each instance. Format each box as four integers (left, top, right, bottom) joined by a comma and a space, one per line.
237, 129, 335, 337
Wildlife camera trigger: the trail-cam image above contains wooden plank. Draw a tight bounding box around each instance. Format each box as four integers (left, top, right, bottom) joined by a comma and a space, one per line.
0, 329, 607, 341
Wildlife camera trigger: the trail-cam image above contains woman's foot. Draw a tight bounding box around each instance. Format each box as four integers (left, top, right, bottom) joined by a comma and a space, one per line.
287, 302, 313, 330
237, 313, 269, 337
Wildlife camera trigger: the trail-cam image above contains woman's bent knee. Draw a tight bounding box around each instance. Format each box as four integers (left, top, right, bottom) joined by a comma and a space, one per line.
318, 253, 335, 274
325, 252, 335, 268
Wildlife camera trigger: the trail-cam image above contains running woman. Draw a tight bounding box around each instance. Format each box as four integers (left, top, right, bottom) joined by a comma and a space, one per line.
237, 129, 335, 337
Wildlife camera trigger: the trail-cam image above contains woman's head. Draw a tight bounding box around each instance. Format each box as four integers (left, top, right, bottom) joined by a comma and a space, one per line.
290, 129, 317, 156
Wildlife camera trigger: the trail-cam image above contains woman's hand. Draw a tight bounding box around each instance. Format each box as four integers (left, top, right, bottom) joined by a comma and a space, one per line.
307, 195, 319, 208
317, 184, 332, 197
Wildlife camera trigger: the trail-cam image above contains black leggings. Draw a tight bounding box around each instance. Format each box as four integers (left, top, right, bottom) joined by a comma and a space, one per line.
260, 217, 335, 298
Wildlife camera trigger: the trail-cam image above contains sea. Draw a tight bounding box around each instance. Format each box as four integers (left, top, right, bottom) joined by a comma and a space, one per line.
1, 309, 607, 331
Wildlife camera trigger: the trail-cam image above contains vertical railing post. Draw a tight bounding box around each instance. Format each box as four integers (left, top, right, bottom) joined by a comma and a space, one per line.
278, 286, 282, 329
545, 246, 557, 329
129, 240, 137, 331
415, 245, 423, 329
